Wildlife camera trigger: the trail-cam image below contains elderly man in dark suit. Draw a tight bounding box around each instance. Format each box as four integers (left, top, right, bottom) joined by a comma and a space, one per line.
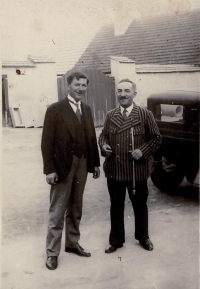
41, 71, 100, 270
99, 79, 161, 254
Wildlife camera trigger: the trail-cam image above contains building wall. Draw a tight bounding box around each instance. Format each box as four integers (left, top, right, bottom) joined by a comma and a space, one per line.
135, 71, 200, 107
110, 58, 200, 107
2, 66, 36, 106
2, 62, 58, 127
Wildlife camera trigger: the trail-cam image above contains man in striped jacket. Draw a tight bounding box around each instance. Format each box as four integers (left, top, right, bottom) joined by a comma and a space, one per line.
99, 79, 162, 253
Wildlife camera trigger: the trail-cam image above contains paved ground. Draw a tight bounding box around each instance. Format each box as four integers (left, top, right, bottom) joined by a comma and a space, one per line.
2, 127, 199, 289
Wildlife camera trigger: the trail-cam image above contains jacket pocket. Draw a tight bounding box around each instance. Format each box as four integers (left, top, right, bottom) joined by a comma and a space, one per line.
133, 126, 145, 135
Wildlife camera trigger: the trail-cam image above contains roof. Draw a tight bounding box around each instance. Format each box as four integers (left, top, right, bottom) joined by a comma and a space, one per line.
2, 60, 36, 67
28, 55, 55, 63
2, 31, 96, 75
110, 56, 200, 72
74, 10, 200, 73
2, 55, 55, 68
135, 64, 200, 73
51, 36, 95, 75
110, 56, 135, 63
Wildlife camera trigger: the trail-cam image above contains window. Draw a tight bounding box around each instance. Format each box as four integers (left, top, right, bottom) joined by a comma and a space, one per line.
156, 104, 184, 123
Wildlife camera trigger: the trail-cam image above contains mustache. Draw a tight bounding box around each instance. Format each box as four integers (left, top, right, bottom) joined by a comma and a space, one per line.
120, 97, 128, 100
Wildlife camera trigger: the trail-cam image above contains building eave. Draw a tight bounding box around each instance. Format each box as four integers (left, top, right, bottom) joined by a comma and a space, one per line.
136, 64, 200, 73
28, 55, 55, 63
2, 61, 36, 67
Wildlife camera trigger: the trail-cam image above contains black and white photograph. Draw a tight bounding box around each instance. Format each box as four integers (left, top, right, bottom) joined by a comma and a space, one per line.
2, 0, 200, 288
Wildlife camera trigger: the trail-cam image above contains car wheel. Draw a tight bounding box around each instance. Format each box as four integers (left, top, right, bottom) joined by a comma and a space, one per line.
150, 163, 184, 191
186, 169, 199, 184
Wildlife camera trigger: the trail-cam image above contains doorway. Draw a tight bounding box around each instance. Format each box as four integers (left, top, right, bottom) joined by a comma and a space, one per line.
2, 74, 10, 126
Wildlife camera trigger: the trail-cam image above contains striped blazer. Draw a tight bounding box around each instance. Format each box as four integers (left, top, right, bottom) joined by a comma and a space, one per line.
98, 104, 162, 181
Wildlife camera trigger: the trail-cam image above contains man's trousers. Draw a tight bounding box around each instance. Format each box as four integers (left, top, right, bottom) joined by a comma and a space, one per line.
107, 179, 149, 247
46, 155, 88, 257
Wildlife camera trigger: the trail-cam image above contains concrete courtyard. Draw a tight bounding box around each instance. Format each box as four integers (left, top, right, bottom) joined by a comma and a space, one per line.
2, 127, 199, 289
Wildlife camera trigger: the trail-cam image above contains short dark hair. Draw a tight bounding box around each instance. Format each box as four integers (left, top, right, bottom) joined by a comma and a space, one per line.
67, 71, 89, 85
119, 79, 136, 89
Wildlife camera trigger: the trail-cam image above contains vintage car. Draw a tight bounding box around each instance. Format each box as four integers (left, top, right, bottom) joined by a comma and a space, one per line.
147, 90, 200, 190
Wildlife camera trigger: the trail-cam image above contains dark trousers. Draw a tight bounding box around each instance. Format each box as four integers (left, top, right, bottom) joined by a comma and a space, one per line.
46, 155, 88, 257
107, 179, 149, 247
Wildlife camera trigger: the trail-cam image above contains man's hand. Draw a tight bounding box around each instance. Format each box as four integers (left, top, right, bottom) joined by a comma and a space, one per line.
46, 172, 58, 185
129, 149, 143, 160
102, 144, 112, 156
93, 167, 100, 179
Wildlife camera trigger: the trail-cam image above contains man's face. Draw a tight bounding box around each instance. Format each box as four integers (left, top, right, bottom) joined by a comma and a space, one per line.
116, 82, 137, 108
67, 77, 88, 102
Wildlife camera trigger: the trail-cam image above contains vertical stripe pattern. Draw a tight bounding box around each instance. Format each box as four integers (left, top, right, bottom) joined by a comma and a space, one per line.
98, 104, 162, 181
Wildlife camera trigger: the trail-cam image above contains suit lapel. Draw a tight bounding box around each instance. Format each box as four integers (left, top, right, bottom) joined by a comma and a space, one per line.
111, 104, 141, 133
59, 98, 80, 139
129, 105, 141, 126
111, 107, 124, 128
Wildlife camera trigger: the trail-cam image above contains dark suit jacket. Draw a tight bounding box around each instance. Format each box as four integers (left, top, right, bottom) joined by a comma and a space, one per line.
41, 97, 100, 181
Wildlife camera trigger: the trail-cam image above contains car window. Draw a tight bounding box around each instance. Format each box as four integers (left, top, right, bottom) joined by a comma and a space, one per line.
156, 104, 184, 123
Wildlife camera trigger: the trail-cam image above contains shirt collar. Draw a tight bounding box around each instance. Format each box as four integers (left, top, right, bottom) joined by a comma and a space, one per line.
67, 95, 81, 105
120, 103, 134, 114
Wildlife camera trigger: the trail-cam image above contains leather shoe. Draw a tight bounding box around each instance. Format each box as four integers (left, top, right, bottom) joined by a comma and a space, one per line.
139, 237, 153, 251
46, 256, 58, 270
105, 244, 123, 254
65, 245, 91, 257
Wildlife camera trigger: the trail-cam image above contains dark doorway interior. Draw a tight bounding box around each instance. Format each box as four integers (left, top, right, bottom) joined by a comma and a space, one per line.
2, 75, 10, 127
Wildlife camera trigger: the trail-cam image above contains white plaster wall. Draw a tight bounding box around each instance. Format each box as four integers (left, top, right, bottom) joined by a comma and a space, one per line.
135, 72, 200, 107
110, 59, 137, 106
110, 60, 200, 107
2, 62, 58, 127
34, 63, 58, 106
110, 59, 119, 86
2, 66, 36, 106
32, 63, 58, 126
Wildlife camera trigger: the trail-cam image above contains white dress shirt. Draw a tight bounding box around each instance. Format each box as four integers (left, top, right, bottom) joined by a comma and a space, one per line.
67, 95, 82, 114
120, 103, 134, 117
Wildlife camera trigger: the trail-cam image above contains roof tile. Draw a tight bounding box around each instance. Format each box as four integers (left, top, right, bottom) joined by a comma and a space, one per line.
74, 10, 200, 73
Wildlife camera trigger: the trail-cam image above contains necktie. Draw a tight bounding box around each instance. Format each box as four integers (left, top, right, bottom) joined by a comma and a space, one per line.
122, 108, 128, 120
75, 103, 82, 123
68, 99, 82, 123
